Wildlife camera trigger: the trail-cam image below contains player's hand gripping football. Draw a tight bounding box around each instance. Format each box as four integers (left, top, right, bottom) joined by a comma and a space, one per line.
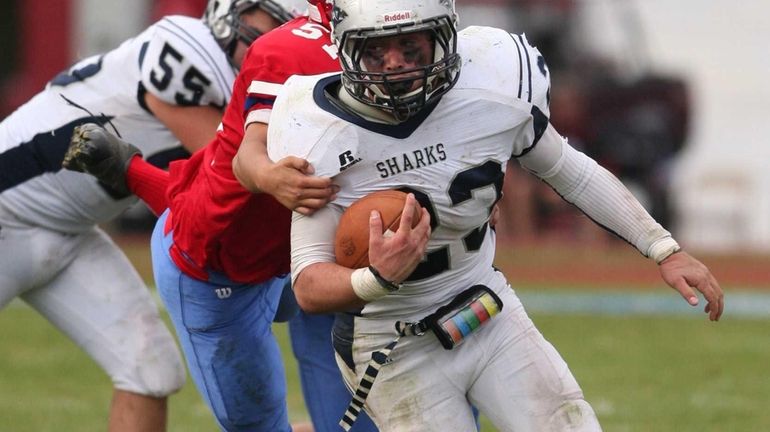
658, 251, 724, 321
367, 193, 431, 284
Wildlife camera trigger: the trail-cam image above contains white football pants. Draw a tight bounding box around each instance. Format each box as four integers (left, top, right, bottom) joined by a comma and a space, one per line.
0, 210, 185, 397
337, 287, 602, 432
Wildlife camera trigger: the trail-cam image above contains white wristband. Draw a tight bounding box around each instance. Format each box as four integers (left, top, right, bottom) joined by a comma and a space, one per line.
351, 267, 391, 302
647, 237, 682, 264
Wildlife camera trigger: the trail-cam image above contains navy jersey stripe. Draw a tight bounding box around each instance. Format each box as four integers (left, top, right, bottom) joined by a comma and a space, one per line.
313, 75, 438, 140
513, 105, 549, 158
49, 56, 104, 87
530, 105, 548, 145
244, 96, 275, 111
510, 33, 524, 99
156, 19, 232, 101
516, 34, 533, 103
0, 116, 111, 193
136, 82, 152, 114
138, 40, 149, 68
448, 160, 504, 206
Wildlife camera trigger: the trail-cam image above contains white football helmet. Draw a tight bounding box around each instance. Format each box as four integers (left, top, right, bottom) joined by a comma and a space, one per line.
331, 0, 461, 121
205, 0, 307, 57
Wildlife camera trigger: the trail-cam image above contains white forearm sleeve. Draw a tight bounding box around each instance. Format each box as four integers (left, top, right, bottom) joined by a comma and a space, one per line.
290, 204, 343, 285
517, 124, 679, 261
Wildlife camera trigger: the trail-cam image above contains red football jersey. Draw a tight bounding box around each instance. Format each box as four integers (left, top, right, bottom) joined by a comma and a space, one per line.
165, 16, 341, 283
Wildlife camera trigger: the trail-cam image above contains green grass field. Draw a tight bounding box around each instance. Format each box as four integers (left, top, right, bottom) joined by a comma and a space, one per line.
2, 298, 769, 432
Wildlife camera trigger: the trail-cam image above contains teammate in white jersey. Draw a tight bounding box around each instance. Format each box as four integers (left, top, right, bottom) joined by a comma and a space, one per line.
266, 0, 725, 430
0, 1, 300, 430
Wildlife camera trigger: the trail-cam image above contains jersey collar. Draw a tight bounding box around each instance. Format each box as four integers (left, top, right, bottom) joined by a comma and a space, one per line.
312, 75, 439, 139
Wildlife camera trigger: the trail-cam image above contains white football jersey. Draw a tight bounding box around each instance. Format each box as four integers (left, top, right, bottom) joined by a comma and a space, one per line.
269, 27, 551, 318
0, 16, 235, 232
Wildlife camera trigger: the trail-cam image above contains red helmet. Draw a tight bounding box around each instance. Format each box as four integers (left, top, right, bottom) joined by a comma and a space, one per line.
307, 0, 332, 27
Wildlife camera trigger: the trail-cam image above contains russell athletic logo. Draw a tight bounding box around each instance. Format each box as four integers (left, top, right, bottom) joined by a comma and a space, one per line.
338, 150, 362, 171
383, 10, 412, 23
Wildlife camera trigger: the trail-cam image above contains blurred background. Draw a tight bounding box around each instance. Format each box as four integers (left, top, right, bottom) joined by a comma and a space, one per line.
2, 0, 769, 253
1, 1, 769, 431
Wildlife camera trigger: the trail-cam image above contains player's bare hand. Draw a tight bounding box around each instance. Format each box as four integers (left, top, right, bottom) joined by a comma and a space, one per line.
659, 251, 724, 321
368, 193, 431, 283
258, 156, 339, 215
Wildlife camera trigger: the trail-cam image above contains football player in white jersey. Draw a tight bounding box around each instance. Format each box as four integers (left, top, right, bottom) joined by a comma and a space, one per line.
266, 0, 725, 430
0, 1, 303, 430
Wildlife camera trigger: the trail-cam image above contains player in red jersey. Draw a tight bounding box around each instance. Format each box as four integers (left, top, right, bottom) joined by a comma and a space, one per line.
153, 8, 341, 432
63, 1, 378, 431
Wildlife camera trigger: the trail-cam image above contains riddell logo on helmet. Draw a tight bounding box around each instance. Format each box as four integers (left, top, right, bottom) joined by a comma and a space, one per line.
383, 10, 412, 23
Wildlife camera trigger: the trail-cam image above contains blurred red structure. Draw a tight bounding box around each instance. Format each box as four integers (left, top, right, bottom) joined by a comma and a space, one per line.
0, 0, 71, 117
150, 0, 207, 22
0, 0, 207, 118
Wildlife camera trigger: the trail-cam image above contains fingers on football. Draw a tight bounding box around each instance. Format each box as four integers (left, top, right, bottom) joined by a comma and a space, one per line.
416, 208, 431, 240
368, 209, 384, 249
399, 194, 418, 232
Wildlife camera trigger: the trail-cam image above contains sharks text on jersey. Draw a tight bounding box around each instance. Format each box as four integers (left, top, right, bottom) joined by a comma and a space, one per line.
376, 143, 447, 178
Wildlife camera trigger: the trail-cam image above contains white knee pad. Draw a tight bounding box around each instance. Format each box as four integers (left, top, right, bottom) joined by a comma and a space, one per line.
548, 399, 602, 431
112, 319, 187, 398
23, 228, 187, 398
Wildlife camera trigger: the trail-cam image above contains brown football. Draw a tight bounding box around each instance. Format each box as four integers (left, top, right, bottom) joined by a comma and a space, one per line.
334, 190, 422, 269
